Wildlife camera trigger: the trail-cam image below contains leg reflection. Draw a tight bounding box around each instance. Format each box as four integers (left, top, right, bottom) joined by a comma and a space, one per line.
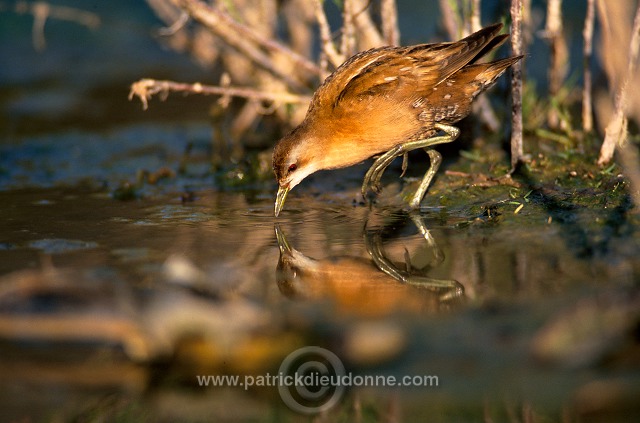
274, 214, 464, 315
364, 211, 464, 304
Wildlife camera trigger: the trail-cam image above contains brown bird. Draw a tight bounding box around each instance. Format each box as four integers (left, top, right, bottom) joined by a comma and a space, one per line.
273, 23, 521, 216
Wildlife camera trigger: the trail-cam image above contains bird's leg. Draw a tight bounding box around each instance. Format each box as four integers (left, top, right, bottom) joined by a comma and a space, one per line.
361, 123, 460, 202
408, 211, 444, 264
409, 149, 441, 209
362, 145, 403, 196
364, 217, 464, 301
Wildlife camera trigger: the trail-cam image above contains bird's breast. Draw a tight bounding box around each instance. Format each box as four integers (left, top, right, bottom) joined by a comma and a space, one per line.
312, 102, 419, 170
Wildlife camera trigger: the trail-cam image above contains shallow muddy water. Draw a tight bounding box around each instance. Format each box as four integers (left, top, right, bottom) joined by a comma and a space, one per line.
1, 176, 638, 421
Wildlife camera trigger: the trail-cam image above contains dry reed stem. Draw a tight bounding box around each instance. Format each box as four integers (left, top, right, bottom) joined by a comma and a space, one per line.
351, 0, 384, 50
598, 3, 640, 165
470, 0, 481, 33
596, 0, 632, 91
582, 0, 596, 133
619, 142, 640, 213
544, 0, 568, 129
282, 0, 316, 58
381, 0, 400, 45
437, 0, 500, 132
129, 79, 311, 111
439, 0, 460, 39
510, 0, 525, 170
341, 0, 357, 59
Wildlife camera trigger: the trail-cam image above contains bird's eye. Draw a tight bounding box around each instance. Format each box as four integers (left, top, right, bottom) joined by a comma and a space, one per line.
288, 163, 297, 173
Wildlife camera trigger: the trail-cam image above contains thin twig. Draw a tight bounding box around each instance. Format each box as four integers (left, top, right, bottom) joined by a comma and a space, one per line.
157, 11, 189, 36
10, 1, 100, 51
510, 0, 525, 171
582, 0, 595, 133
598, 3, 640, 165
31, 1, 47, 51
470, 0, 481, 32
128, 79, 311, 111
19, 1, 100, 27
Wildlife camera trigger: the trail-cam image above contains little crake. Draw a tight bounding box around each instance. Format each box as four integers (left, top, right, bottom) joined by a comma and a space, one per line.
272, 23, 521, 216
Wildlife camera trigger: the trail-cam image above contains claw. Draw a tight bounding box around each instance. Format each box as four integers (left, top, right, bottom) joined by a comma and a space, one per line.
361, 179, 372, 199
362, 163, 384, 198
369, 165, 388, 194
361, 182, 374, 205
400, 153, 409, 177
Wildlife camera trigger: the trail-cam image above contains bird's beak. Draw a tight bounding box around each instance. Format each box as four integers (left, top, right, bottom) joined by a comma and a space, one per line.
274, 224, 292, 255
274, 184, 290, 217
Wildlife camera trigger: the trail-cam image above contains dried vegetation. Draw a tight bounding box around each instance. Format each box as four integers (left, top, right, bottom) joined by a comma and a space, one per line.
126, 0, 640, 207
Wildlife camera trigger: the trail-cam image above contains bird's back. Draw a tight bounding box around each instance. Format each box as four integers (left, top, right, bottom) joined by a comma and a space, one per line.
307, 23, 517, 149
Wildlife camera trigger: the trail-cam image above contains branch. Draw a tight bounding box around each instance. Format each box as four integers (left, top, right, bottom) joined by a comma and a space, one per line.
168, 0, 312, 91
341, 0, 357, 58
470, 0, 481, 32
582, 0, 596, 133
439, 0, 460, 39
211, 1, 320, 76
128, 78, 311, 111
9, 1, 100, 51
350, 0, 384, 50
598, 2, 640, 165
543, 0, 568, 129
381, 0, 399, 45
313, 0, 345, 72
510, 0, 525, 171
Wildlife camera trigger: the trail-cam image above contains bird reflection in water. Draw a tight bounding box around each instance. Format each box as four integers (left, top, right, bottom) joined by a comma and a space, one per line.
275, 213, 464, 316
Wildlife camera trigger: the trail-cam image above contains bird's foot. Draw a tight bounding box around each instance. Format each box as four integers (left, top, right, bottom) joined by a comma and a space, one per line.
361, 167, 384, 203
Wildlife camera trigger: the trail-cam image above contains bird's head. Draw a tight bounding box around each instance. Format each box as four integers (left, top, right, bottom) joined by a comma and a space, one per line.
272, 126, 320, 217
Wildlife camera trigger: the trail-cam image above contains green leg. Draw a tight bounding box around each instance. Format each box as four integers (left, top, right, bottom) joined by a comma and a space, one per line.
364, 212, 464, 300
408, 211, 443, 264
409, 149, 441, 209
361, 123, 460, 206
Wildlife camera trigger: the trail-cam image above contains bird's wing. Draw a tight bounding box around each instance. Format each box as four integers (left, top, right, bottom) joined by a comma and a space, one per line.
313, 23, 504, 113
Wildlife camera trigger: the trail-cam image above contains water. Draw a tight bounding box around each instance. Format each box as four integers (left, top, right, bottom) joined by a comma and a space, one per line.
1, 181, 638, 420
